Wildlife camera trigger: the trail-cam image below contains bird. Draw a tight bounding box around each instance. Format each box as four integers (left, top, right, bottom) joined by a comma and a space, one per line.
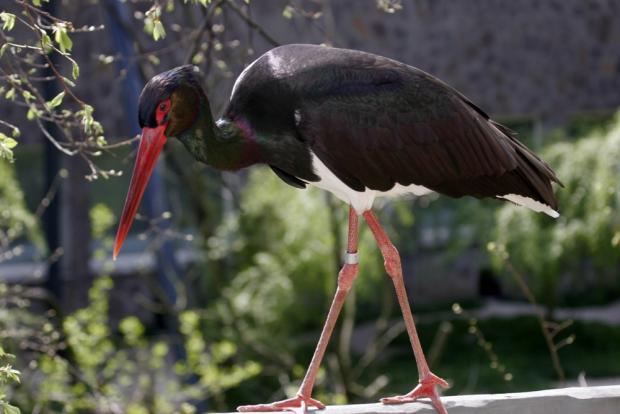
113, 44, 561, 414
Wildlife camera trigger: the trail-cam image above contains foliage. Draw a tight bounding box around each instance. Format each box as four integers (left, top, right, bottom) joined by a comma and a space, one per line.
0, 194, 260, 412
209, 168, 386, 327
0, 132, 17, 163
0, 160, 42, 259
0, 276, 260, 413
206, 167, 396, 403
491, 113, 620, 308
0, 0, 121, 179
374, 315, 620, 396
0, 344, 20, 414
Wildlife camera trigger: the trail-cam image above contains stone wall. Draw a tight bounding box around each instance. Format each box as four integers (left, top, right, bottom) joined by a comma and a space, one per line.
247, 0, 620, 125
5, 0, 620, 141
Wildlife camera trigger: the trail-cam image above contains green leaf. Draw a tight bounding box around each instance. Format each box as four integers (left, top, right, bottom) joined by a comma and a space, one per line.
53, 24, 73, 52
191, 52, 204, 65
72, 62, 80, 80
77, 104, 101, 134
282, 6, 294, 19
3, 403, 21, 414
0, 132, 18, 162
119, 316, 145, 345
3, 88, 14, 101
62, 76, 76, 87
26, 107, 37, 121
0, 43, 8, 57
147, 54, 160, 66
41, 33, 52, 51
152, 20, 166, 41
3, 138, 17, 150
0, 12, 16, 31
179, 403, 196, 414
90, 203, 114, 238
59, 29, 73, 52
48, 91, 65, 108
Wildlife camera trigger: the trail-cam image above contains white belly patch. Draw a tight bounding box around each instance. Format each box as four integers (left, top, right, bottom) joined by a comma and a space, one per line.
309, 152, 432, 213
308, 153, 560, 218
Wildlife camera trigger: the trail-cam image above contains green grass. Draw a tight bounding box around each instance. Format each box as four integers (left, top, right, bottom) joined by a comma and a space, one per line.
226, 315, 620, 409
362, 316, 620, 398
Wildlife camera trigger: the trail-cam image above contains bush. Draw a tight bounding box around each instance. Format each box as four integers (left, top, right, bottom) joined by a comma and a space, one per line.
0, 276, 260, 413
492, 113, 620, 309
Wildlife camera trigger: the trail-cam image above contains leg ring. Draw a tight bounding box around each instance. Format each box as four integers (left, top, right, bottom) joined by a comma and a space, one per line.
344, 251, 359, 265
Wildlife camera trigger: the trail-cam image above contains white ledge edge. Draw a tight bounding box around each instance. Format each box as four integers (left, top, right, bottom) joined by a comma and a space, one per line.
228, 385, 620, 414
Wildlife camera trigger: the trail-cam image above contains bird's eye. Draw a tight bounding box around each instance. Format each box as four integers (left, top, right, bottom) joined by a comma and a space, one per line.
155, 99, 171, 124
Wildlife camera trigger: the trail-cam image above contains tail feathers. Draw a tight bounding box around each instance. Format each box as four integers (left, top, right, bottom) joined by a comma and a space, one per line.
491, 120, 564, 188
490, 121, 561, 217
498, 193, 559, 218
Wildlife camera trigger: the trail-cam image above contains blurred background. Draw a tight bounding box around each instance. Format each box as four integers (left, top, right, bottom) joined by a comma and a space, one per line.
1, 0, 620, 412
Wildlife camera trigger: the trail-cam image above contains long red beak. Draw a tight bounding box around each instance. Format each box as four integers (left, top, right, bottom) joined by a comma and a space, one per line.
113, 125, 168, 260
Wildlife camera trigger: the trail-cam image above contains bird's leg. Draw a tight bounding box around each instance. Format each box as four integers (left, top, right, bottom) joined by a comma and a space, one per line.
363, 211, 449, 414
237, 207, 360, 413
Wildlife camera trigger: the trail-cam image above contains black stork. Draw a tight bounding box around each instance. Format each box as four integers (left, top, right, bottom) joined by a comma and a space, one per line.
113, 44, 561, 414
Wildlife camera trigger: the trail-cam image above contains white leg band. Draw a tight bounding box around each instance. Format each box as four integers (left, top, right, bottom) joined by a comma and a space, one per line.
344, 251, 359, 265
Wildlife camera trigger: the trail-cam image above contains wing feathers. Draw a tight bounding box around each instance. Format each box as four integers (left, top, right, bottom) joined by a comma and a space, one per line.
270, 165, 307, 189
290, 55, 559, 211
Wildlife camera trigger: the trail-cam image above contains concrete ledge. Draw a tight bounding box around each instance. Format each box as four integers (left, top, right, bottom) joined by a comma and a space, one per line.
235, 385, 620, 414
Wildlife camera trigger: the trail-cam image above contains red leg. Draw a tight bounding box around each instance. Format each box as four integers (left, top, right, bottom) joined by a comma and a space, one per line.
363, 211, 449, 414
238, 207, 360, 412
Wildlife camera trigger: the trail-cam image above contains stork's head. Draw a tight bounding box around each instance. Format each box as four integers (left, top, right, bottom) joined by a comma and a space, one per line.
113, 65, 205, 259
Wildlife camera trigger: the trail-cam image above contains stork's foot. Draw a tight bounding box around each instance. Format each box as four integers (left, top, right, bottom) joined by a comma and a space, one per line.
380, 372, 449, 414
237, 394, 326, 412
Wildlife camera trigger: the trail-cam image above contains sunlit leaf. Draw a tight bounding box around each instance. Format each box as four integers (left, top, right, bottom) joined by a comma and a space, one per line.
48, 91, 65, 108
53, 24, 73, 52
147, 54, 160, 66
21, 90, 33, 102
0, 12, 16, 31
2, 138, 17, 150
152, 20, 166, 41
41, 33, 52, 51
4, 88, 15, 101
72, 61, 80, 80
26, 107, 38, 121
119, 316, 145, 345
3, 403, 21, 414
282, 5, 294, 19
0, 133, 18, 162
62, 76, 76, 87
